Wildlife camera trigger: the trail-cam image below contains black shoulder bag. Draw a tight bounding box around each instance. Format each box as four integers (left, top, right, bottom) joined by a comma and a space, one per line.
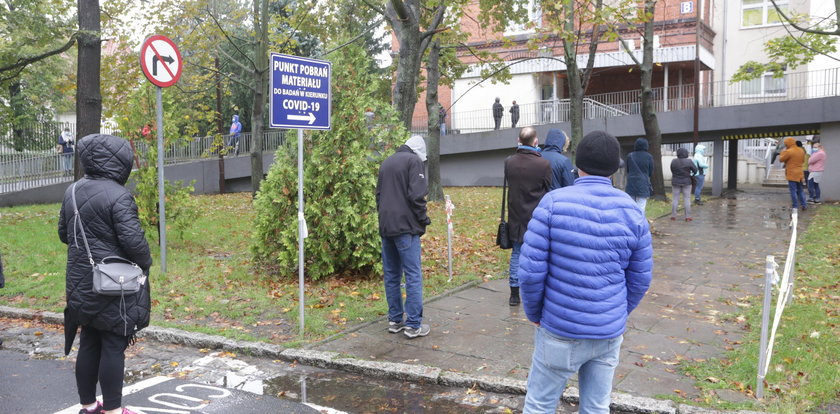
495, 173, 513, 249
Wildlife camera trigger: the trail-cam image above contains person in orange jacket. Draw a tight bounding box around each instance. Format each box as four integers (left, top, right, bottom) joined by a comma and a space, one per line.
779, 137, 807, 211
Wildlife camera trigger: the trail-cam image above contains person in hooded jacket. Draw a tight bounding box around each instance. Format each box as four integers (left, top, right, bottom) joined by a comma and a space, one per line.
59, 134, 152, 414
692, 144, 709, 205
779, 137, 807, 211
541, 129, 575, 191
377, 135, 432, 339
625, 138, 654, 211
670, 147, 697, 221
228, 114, 242, 155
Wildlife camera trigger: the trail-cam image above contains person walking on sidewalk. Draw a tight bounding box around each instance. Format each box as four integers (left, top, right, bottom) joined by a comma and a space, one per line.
625, 137, 654, 212
59, 134, 153, 414
807, 142, 825, 204
670, 147, 697, 221
540, 129, 575, 191
492, 97, 504, 130
376, 135, 432, 339
504, 126, 551, 306
518, 131, 653, 414
779, 137, 807, 211
692, 144, 709, 205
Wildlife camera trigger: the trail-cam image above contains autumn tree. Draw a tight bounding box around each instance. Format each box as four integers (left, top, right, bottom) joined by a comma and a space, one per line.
733, 1, 839, 81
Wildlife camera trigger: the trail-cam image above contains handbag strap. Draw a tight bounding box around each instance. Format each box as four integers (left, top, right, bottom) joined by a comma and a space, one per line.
71, 182, 95, 266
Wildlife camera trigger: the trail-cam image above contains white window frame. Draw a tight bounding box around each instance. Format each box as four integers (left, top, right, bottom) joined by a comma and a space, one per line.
741, 0, 789, 29
505, 0, 542, 36
739, 72, 787, 98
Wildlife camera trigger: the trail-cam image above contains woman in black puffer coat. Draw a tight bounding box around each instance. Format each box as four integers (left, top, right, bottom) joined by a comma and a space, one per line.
58, 134, 152, 414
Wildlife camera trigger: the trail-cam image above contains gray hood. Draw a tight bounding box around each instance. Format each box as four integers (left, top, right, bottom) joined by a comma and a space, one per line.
694, 144, 706, 156
405, 135, 427, 162
77, 134, 135, 185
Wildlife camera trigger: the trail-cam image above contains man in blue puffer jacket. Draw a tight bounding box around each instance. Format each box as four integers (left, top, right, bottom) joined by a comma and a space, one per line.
519, 131, 653, 414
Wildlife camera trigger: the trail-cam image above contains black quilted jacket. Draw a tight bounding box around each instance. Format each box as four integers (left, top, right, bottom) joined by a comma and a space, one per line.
58, 134, 152, 342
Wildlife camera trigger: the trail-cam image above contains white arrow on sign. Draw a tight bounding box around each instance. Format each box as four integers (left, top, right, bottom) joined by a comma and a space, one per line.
287, 113, 316, 125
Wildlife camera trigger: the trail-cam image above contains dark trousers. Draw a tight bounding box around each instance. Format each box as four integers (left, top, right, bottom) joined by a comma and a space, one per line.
493, 117, 502, 130
76, 326, 130, 410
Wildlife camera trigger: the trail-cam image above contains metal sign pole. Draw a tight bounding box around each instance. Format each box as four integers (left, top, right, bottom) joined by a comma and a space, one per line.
298, 128, 307, 338
445, 195, 453, 282
156, 86, 167, 274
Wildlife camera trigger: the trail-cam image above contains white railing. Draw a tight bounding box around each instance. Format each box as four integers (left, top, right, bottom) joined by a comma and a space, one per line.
757, 209, 799, 399
0, 131, 289, 195
422, 67, 840, 135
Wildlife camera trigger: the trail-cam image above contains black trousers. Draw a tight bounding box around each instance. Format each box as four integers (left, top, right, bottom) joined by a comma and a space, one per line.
76, 326, 130, 410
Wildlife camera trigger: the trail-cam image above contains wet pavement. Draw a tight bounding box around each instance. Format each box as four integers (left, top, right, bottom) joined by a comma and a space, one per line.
0, 316, 558, 413
314, 187, 812, 405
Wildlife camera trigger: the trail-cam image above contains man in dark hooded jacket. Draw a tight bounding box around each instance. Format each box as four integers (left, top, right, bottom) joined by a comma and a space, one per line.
377, 135, 432, 339
540, 129, 575, 191
625, 138, 654, 211
59, 134, 152, 414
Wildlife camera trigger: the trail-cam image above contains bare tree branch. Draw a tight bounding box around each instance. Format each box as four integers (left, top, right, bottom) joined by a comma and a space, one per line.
319, 17, 385, 57
421, 4, 447, 40
360, 0, 386, 18
770, 0, 840, 35
186, 59, 254, 91
582, 0, 604, 92
0, 33, 78, 74
207, 9, 257, 70
217, 46, 255, 74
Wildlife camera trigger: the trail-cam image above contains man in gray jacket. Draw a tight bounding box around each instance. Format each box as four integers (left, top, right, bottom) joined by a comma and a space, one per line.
377, 135, 432, 338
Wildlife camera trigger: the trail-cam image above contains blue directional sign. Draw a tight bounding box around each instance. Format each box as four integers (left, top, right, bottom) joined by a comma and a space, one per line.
270, 53, 332, 130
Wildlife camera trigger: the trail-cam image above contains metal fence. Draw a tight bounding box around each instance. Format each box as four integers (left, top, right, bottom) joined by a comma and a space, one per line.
0, 130, 289, 195
424, 67, 840, 135
757, 209, 799, 399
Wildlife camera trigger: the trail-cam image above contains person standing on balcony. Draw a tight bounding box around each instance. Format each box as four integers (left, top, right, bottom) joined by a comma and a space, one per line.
692, 144, 709, 205
228, 114, 242, 155
492, 97, 504, 130
625, 137, 654, 212
510, 100, 520, 128
779, 137, 807, 211
438, 106, 447, 136
505, 127, 551, 306
807, 142, 825, 204
541, 129, 575, 191
58, 128, 75, 176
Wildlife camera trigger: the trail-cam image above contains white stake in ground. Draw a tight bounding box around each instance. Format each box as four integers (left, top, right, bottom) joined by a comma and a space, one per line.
445, 195, 455, 282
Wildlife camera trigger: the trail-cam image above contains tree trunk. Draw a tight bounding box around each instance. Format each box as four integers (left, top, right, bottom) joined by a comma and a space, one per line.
8, 81, 24, 151
390, 18, 422, 131
215, 56, 226, 194
425, 40, 443, 201
76, 0, 102, 180
250, 0, 268, 195
564, 40, 584, 161
639, 0, 665, 199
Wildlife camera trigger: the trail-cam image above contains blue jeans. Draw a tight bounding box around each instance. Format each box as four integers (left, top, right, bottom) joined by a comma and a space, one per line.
381, 234, 423, 329
508, 241, 523, 287
524, 327, 623, 414
440, 123, 446, 136
808, 178, 821, 201
693, 174, 705, 200
62, 153, 73, 172
788, 180, 806, 209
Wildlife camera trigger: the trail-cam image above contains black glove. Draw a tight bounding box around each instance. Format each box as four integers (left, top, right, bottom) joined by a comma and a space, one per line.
421, 217, 432, 226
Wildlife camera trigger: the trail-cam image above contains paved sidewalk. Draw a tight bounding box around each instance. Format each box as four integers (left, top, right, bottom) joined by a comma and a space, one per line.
314, 188, 810, 405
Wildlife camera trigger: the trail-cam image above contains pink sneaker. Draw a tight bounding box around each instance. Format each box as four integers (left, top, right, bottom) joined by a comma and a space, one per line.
78, 402, 103, 414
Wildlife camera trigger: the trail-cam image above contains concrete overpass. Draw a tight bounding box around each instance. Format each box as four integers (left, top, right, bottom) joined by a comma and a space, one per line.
439, 96, 840, 200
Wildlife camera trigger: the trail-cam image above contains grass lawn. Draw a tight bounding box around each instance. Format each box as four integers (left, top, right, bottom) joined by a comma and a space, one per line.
0, 187, 685, 346
681, 204, 840, 413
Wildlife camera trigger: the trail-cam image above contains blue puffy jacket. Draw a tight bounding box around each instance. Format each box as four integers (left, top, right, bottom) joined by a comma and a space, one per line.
518, 176, 653, 339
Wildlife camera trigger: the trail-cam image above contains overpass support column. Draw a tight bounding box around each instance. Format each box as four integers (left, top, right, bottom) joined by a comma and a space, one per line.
712, 137, 724, 196
728, 139, 738, 191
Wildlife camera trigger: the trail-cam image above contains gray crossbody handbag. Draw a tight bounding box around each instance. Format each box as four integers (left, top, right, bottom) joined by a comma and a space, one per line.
71, 182, 144, 296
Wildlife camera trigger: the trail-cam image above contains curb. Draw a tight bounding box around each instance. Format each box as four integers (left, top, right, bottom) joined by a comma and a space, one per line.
1, 305, 763, 414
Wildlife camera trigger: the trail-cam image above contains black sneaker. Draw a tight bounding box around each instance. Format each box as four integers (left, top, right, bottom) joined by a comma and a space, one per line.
78, 401, 103, 414
403, 324, 430, 339
388, 320, 406, 333
694, 199, 704, 205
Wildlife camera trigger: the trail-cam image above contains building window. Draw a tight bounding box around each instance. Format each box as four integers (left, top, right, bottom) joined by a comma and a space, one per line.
505, 0, 542, 35
740, 72, 786, 97
742, 0, 788, 28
